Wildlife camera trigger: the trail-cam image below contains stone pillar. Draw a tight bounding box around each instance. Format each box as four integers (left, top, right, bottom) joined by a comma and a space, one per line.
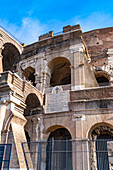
6, 115, 33, 170
35, 56, 48, 93
72, 115, 84, 170
42, 71, 46, 90
0, 71, 34, 169
71, 48, 85, 90
107, 49, 113, 86
30, 117, 40, 169
46, 73, 51, 87
71, 47, 98, 90
35, 73, 42, 91
0, 100, 33, 169
43, 63, 51, 89
0, 100, 7, 142
32, 117, 40, 141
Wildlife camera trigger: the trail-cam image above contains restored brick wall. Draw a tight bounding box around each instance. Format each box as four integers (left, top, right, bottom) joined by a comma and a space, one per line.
21, 26, 113, 69
70, 86, 113, 101
84, 27, 113, 66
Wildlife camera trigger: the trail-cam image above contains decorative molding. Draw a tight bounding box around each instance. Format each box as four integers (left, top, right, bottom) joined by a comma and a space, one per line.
91, 125, 113, 139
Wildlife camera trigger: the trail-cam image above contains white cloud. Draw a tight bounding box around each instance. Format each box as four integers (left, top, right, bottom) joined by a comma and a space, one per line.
18, 18, 49, 44
1, 12, 113, 45
0, 18, 48, 45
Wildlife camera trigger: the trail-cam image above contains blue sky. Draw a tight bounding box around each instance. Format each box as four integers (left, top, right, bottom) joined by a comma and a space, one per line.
1, 0, 113, 44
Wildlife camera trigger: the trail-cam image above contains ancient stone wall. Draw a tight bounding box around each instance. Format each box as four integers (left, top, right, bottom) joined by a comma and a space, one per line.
1, 24, 113, 169
84, 27, 113, 66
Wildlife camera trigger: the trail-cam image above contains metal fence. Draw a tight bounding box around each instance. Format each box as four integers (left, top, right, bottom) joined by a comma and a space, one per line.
0, 143, 12, 170
22, 139, 113, 170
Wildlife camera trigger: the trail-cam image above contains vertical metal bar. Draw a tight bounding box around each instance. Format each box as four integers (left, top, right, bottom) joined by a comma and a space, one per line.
51, 138, 54, 170
0, 144, 5, 170
66, 140, 68, 170
22, 143, 29, 170
36, 142, 39, 170
37, 141, 42, 170
39, 142, 42, 170
8, 144, 12, 170
81, 139, 83, 170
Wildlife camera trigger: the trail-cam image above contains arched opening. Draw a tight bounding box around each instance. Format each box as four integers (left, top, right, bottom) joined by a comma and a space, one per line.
2, 43, 21, 72
24, 93, 43, 116
48, 57, 71, 87
96, 134, 113, 170
95, 71, 110, 86
22, 67, 36, 86
96, 76, 109, 86
90, 125, 113, 170
46, 128, 72, 170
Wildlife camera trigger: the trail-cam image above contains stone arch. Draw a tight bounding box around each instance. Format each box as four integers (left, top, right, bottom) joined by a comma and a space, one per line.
95, 70, 110, 86
46, 55, 70, 64
0, 28, 23, 54
24, 93, 43, 116
47, 127, 72, 141
24, 84, 43, 106
45, 125, 73, 139
47, 57, 71, 87
46, 125, 65, 133
88, 122, 113, 139
2, 43, 21, 72
1, 111, 14, 143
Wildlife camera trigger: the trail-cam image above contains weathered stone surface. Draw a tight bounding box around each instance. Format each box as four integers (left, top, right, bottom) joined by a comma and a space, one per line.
45, 86, 69, 113
1, 24, 113, 169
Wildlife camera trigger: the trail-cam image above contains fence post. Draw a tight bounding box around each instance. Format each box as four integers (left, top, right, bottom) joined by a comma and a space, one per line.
8, 144, 12, 170
81, 138, 83, 170
51, 138, 54, 170
22, 143, 29, 170
66, 139, 68, 170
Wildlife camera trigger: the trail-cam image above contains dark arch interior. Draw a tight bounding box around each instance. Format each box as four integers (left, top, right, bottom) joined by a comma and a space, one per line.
2, 43, 20, 72
23, 67, 36, 86
48, 128, 72, 141
24, 93, 43, 116
46, 128, 72, 170
96, 133, 113, 170
96, 76, 109, 86
25, 130, 30, 149
48, 57, 71, 87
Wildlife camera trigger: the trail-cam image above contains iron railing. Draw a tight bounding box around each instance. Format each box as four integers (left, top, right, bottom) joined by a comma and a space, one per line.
0, 143, 12, 170
22, 139, 113, 170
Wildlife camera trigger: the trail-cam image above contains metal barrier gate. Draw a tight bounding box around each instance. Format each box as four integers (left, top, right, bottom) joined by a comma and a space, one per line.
0, 143, 12, 170
22, 139, 113, 170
